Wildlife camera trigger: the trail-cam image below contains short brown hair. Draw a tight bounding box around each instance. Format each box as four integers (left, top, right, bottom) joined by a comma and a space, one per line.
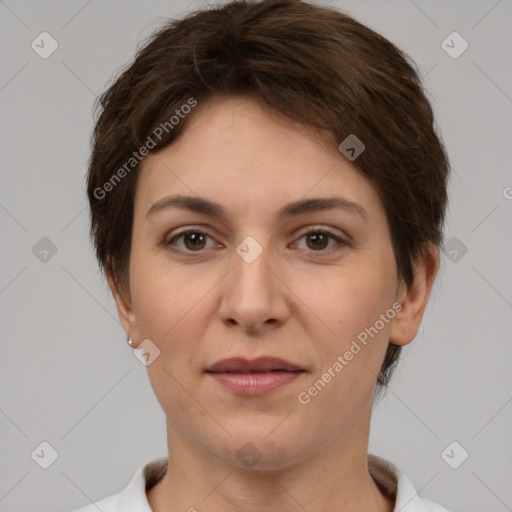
87, 0, 449, 391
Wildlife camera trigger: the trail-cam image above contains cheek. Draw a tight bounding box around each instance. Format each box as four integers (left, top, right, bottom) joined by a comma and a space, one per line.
314, 264, 392, 333
129, 261, 211, 416
304, 262, 395, 387
129, 255, 225, 394
297, 293, 392, 418
130, 249, 208, 338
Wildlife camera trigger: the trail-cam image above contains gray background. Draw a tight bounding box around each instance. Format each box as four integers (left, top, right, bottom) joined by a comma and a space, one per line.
0, 0, 511, 511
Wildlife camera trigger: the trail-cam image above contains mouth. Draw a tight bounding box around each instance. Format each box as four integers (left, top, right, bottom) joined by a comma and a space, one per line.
205, 357, 305, 395
205, 356, 304, 373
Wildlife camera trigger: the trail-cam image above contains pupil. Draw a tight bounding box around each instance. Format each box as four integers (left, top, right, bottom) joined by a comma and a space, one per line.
186, 233, 204, 250
309, 233, 327, 250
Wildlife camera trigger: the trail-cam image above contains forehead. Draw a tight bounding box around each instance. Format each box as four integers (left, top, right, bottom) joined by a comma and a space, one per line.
134, 95, 382, 221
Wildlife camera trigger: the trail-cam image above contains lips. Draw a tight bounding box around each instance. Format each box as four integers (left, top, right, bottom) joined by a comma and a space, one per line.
205, 356, 305, 396
205, 356, 303, 374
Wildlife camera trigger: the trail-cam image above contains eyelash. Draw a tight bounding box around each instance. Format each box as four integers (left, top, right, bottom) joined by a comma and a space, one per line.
164, 227, 348, 256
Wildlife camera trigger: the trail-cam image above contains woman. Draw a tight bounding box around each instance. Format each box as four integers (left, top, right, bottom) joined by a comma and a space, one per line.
73, 0, 451, 510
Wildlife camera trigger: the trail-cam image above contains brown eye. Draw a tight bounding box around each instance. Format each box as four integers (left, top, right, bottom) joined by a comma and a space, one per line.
305, 232, 330, 250
166, 229, 214, 252
294, 229, 346, 252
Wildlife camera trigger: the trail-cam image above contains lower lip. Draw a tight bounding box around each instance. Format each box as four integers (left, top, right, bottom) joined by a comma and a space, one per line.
207, 371, 304, 395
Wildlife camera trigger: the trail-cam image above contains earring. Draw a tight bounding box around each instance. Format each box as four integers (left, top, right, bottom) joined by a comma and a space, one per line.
127, 336, 134, 347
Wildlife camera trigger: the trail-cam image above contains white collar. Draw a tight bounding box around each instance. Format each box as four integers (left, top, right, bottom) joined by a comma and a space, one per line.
81, 454, 450, 512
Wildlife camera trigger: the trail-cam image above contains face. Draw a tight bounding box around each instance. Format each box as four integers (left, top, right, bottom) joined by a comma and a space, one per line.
111, 94, 435, 470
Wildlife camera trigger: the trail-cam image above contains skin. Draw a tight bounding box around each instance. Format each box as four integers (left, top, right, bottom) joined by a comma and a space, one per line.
108, 94, 439, 512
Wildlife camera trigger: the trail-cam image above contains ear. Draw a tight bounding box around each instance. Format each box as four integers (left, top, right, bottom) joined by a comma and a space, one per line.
106, 269, 140, 346
389, 243, 439, 346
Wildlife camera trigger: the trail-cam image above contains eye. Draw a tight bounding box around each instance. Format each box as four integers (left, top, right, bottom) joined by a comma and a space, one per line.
293, 228, 347, 252
164, 227, 348, 255
165, 228, 217, 253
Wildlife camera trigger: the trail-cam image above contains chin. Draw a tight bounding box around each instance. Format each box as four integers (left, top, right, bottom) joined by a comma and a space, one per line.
207, 426, 309, 471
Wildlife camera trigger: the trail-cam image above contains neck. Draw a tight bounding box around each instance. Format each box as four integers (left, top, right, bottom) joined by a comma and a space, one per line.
147, 410, 395, 512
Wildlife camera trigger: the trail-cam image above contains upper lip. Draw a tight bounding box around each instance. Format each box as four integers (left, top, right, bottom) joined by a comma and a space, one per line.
205, 357, 304, 373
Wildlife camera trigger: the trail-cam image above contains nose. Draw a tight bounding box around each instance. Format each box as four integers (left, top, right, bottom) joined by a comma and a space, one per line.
218, 238, 290, 334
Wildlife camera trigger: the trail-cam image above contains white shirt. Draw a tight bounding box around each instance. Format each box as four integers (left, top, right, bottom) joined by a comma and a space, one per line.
70, 454, 451, 512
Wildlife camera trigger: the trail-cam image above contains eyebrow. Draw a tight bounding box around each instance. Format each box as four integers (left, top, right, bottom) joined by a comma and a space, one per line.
146, 194, 368, 223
